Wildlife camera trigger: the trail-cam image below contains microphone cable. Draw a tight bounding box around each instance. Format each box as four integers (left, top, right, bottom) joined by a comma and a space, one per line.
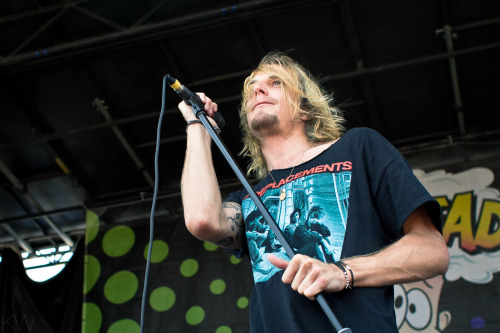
140, 75, 168, 333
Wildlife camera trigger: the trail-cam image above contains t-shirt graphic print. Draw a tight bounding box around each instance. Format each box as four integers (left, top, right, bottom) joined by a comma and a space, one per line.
240, 167, 351, 283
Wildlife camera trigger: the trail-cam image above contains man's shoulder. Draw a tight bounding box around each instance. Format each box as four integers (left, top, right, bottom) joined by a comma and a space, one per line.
341, 127, 395, 152
343, 127, 382, 139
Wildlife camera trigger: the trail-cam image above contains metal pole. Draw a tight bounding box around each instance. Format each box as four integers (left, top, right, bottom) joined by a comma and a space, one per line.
1, 224, 34, 254
442, 25, 466, 136
0, 161, 74, 247
0, 0, 318, 71
93, 98, 155, 188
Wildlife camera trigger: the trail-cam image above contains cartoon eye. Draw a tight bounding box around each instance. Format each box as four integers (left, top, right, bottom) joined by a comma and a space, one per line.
394, 284, 407, 329
406, 289, 432, 330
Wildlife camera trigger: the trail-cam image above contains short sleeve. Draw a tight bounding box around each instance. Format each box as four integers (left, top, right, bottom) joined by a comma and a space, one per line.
224, 189, 244, 205
375, 157, 442, 238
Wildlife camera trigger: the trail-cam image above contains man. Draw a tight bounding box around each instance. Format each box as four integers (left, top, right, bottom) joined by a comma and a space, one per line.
179, 52, 449, 332
284, 208, 301, 244
246, 209, 281, 265
292, 205, 334, 262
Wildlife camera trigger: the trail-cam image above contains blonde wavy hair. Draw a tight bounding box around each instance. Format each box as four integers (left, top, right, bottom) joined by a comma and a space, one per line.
239, 52, 345, 179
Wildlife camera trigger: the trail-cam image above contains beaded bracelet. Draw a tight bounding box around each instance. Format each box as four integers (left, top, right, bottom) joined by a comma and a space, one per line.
333, 262, 350, 289
339, 261, 354, 288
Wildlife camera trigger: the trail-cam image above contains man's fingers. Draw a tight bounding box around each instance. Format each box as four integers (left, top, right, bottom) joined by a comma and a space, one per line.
281, 254, 305, 285
267, 254, 289, 269
178, 92, 218, 121
293, 259, 321, 296
270, 254, 343, 299
198, 93, 218, 116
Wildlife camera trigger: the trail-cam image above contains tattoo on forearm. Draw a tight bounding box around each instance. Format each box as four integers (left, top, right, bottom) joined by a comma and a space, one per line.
228, 212, 242, 240
223, 202, 240, 210
222, 202, 244, 243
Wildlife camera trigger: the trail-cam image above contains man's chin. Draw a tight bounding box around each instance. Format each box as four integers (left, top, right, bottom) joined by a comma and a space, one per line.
250, 115, 279, 137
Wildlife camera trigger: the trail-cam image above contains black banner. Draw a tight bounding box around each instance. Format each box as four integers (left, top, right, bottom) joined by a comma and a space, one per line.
83, 213, 253, 333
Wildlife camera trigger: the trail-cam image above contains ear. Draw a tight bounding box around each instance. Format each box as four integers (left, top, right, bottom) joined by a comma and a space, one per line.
438, 311, 451, 331
299, 97, 311, 110
299, 112, 313, 121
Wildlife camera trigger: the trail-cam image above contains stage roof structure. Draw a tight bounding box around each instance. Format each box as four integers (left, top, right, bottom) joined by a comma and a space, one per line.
1, 0, 499, 257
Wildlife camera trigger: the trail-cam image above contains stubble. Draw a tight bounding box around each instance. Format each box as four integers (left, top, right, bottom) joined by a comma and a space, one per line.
249, 113, 280, 137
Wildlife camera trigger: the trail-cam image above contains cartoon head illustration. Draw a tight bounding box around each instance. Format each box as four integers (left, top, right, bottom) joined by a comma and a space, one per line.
396, 167, 500, 332
396, 238, 500, 332
395, 276, 450, 332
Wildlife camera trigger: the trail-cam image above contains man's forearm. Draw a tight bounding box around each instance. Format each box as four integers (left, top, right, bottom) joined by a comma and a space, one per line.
344, 207, 449, 288
345, 231, 448, 287
181, 125, 225, 241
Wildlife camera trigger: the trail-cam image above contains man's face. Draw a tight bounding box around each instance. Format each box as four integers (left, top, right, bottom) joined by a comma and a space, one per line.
245, 71, 297, 139
309, 214, 320, 224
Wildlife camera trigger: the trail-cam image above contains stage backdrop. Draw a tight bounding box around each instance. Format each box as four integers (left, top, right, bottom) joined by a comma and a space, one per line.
395, 142, 500, 333
396, 165, 500, 333
82, 209, 254, 333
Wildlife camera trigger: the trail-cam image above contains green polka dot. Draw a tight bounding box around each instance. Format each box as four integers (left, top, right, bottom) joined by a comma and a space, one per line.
204, 241, 218, 251
237, 297, 249, 309
230, 255, 242, 265
82, 302, 102, 333
215, 325, 232, 333
104, 271, 138, 304
102, 226, 135, 257
209, 279, 226, 295
180, 258, 199, 277
106, 319, 139, 333
149, 286, 176, 312
144, 240, 169, 263
83, 255, 100, 294
186, 306, 205, 326
85, 210, 100, 245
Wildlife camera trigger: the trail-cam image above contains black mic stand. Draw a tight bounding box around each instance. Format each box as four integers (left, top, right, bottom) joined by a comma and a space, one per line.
183, 90, 352, 333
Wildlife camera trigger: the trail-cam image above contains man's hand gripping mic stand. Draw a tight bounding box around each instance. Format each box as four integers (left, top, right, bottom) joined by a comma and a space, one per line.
166, 74, 352, 333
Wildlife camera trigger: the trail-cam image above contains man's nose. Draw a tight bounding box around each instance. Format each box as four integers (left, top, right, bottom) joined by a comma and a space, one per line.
253, 82, 267, 96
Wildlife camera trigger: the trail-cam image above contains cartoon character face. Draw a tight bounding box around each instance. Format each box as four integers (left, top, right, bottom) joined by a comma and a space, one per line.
395, 276, 451, 332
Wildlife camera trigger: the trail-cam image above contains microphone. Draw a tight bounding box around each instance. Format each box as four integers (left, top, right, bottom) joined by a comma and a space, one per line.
165, 74, 225, 129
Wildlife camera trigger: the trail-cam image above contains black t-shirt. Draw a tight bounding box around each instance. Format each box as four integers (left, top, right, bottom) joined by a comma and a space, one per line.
225, 128, 442, 333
